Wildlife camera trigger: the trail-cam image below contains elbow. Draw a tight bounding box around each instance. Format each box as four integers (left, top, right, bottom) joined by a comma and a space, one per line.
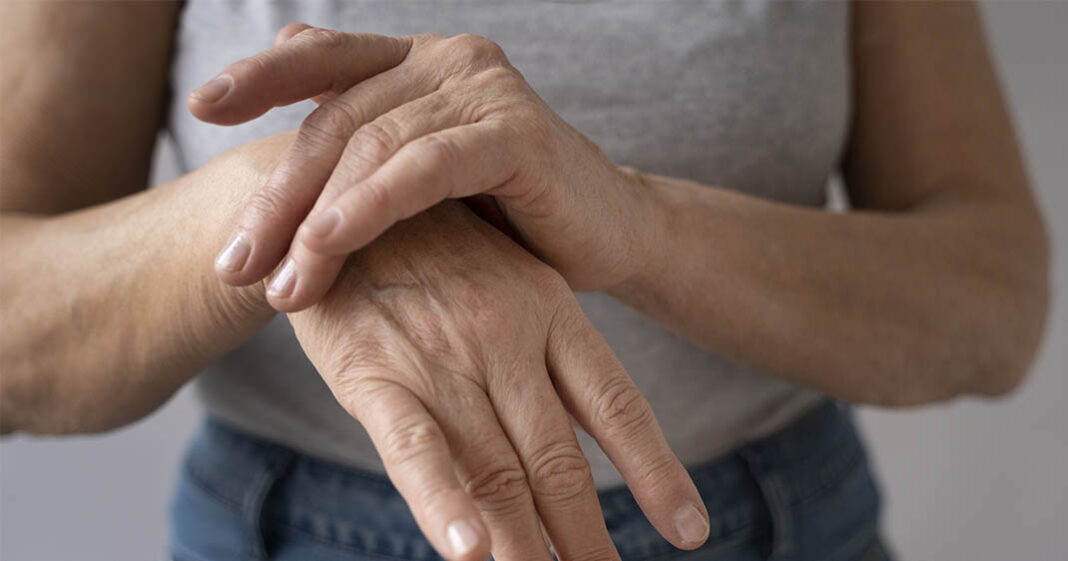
941, 198, 1051, 402
968, 278, 1050, 399
972, 202, 1052, 399
871, 210, 1051, 408
863, 332, 1045, 408
965, 301, 1048, 401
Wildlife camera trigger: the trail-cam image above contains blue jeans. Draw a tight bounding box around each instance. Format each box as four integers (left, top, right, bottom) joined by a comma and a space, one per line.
170, 401, 891, 561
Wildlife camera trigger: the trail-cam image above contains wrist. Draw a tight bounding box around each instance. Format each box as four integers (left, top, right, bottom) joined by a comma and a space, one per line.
609, 166, 672, 299
184, 149, 281, 332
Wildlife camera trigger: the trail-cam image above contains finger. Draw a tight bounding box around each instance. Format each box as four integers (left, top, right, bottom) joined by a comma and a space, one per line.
262, 248, 346, 314
274, 22, 312, 46
273, 24, 336, 104
310, 88, 471, 213
257, 90, 458, 311
546, 307, 710, 550
486, 358, 621, 561
215, 63, 435, 289
188, 27, 413, 125
428, 382, 556, 561
297, 120, 518, 258
346, 378, 490, 561
264, 93, 471, 310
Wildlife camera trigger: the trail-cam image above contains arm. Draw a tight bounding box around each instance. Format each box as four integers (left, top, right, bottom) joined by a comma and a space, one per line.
610, 2, 1050, 406
0, 2, 278, 433
1, 12, 709, 557
1, 137, 285, 433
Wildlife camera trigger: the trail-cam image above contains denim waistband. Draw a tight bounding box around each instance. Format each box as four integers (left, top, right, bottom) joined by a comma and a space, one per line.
176, 400, 881, 561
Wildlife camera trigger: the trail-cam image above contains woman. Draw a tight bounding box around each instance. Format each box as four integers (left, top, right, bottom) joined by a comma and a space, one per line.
0, 2, 1048, 561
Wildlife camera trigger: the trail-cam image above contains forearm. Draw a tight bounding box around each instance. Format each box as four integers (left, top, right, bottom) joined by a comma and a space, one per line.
613, 174, 1049, 406
0, 149, 280, 434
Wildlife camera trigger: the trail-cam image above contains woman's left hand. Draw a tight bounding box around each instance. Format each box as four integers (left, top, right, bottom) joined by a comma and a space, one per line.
191, 24, 653, 311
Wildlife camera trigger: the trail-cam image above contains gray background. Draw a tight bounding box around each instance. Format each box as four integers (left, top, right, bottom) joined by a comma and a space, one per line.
2, 3, 1065, 559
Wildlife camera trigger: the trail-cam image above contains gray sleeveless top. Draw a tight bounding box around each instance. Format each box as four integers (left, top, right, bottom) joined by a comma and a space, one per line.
168, 0, 849, 488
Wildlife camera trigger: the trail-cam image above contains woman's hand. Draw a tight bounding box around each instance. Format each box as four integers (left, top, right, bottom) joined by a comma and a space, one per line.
287, 201, 709, 560
190, 25, 651, 311
188, 32, 709, 556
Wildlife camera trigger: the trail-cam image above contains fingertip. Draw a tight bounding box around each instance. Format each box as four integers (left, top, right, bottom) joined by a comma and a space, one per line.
213, 232, 288, 288
264, 253, 343, 312
187, 74, 272, 126
629, 458, 709, 550
671, 502, 710, 550
302, 207, 342, 239
215, 231, 251, 275
295, 212, 368, 258
265, 258, 306, 312
187, 74, 236, 123
444, 517, 491, 561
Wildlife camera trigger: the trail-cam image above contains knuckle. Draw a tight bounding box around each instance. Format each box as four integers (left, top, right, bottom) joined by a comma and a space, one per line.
464, 463, 530, 513
530, 264, 569, 295
329, 333, 390, 378
413, 133, 458, 173
382, 417, 444, 465
527, 441, 593, 500
529, 266, 572, 311
301, 102, 360, 143
634, 453, 681, 493
592, 377, 655, 438
244, 185, 296, 222
277, 22, 299, 37
292, 27, 347, 50
347, 119, 400, 168
474, 66, 525, 91
274, 23, 309, 44
357, 179, 396, 219
466, 68, 528, 119
448, 33, 507, 64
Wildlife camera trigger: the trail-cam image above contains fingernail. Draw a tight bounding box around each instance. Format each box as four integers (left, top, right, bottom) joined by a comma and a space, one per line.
191, 74, 232, 103
215, 232, 250, 273
445, 519, 480, 558
673, 503, 709, 546
267, 258, 297, 299
304, 207, 342, 238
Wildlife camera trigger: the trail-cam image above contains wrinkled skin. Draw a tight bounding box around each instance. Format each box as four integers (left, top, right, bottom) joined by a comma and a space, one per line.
193, 26, 654, 312
187, 27, 711, 559
286, 198, 708, 561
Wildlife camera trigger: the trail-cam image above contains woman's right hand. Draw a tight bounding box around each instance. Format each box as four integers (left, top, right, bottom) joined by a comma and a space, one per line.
287, 200, 709, 561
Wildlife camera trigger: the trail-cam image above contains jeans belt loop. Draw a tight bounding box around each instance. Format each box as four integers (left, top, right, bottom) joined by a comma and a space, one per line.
241, 448, 296, 559
737, 445, 795, 560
